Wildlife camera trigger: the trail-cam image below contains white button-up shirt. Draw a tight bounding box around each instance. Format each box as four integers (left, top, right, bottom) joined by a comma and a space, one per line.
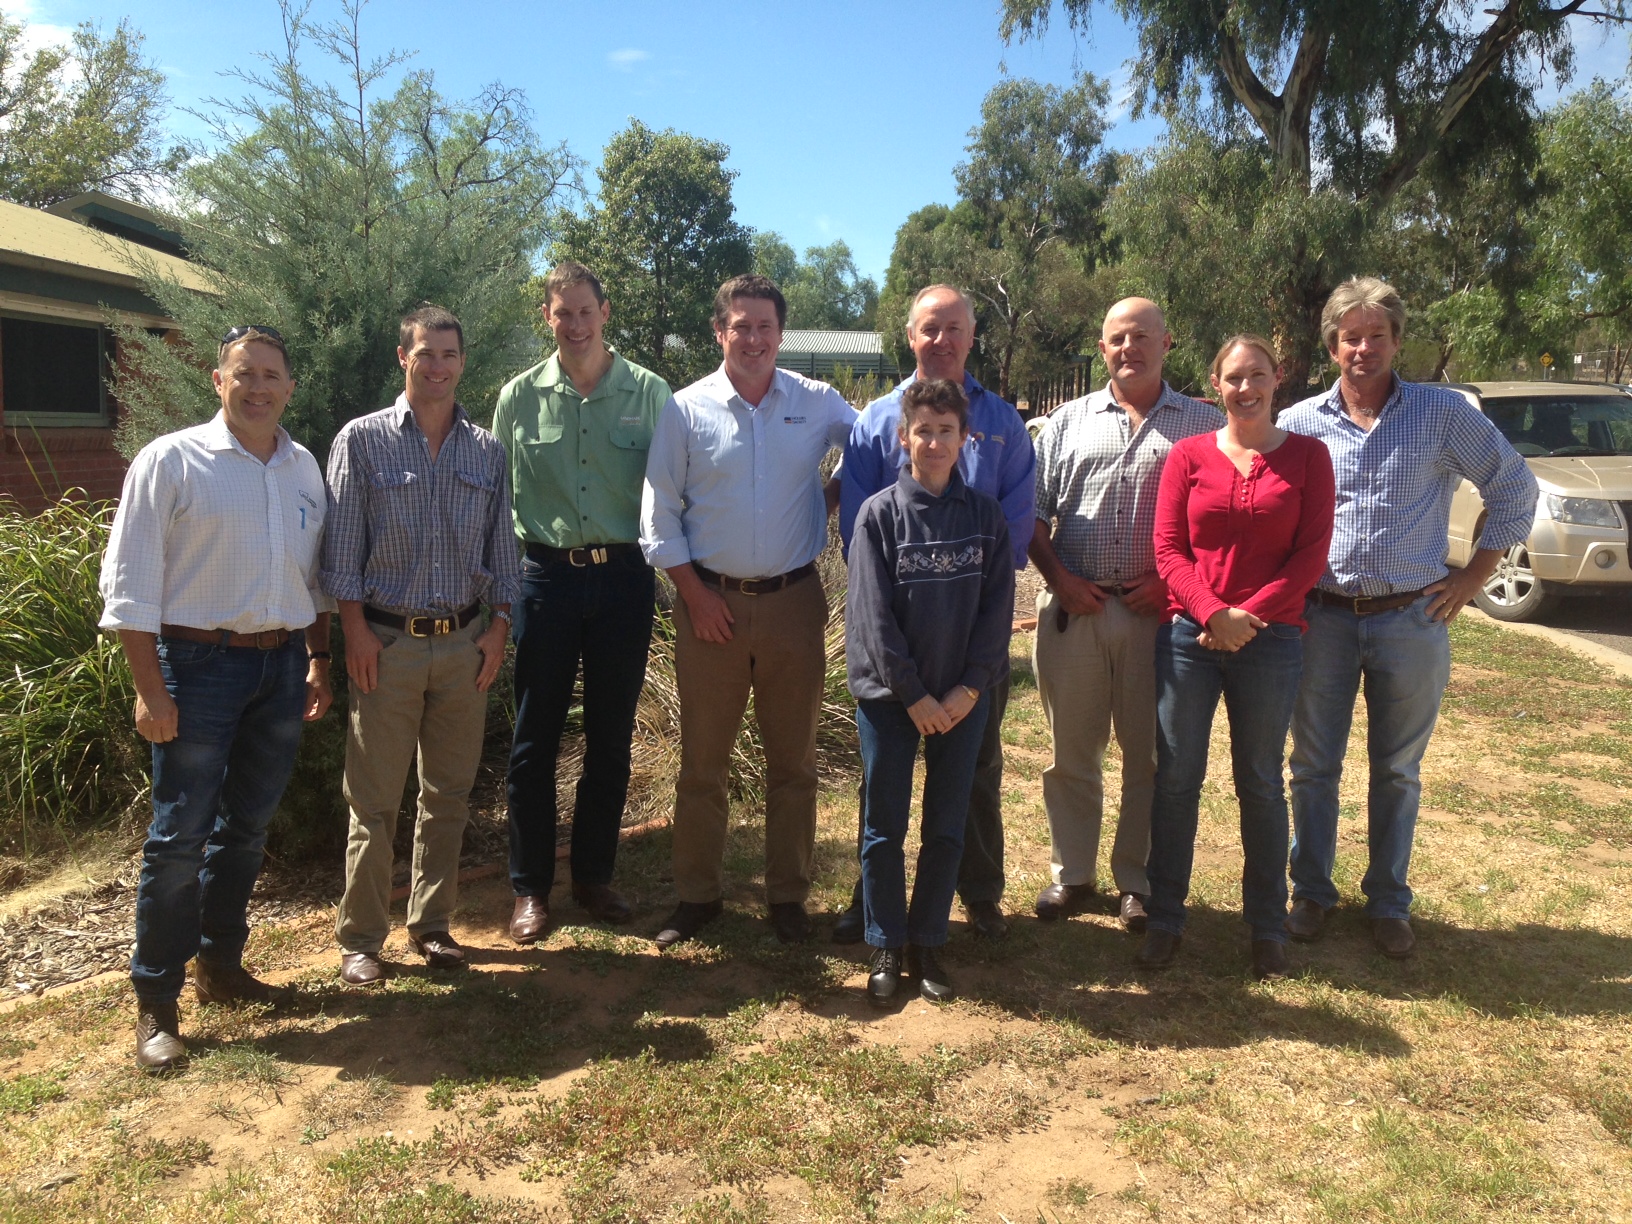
640, 366, 856, 578
99, 413, 334, 635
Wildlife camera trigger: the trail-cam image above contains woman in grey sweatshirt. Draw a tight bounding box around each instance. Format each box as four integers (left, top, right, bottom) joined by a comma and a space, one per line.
845, 378, 1014, 1007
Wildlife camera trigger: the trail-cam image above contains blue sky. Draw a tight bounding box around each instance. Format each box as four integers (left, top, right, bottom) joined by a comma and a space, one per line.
15, 0, 1630, 282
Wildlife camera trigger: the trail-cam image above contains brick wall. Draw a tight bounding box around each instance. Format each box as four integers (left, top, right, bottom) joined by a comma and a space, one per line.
0, 424, 127, 511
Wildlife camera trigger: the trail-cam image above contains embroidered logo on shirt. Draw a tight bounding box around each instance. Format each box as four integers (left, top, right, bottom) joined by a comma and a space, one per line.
299, 490, 320, 510
783, 415, 807, 425
897, 542, 985, 575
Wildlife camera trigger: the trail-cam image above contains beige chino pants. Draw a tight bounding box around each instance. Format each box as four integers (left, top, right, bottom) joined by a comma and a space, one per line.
335, 621, 488, 955
1032, 588, 1159, 897
670, 576, 829, 906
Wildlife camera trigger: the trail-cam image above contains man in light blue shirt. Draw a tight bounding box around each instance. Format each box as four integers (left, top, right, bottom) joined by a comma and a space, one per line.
1279, 277, 1536, 959
641, 274, 856, 949
832, 284, 1035, 943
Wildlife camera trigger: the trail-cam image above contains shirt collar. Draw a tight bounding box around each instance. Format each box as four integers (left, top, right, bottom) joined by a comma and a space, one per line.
897, 464, 968, 506
1092, 380, 1179, 414
201, 411, 295, 465
711, 363, 784, 410
1322, 373, 1403, 418
391, 392, 470, 430
539, 349, 633, 399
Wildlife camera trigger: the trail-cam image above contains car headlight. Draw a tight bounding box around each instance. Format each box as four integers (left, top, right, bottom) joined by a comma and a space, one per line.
1543, 494, 1623, 528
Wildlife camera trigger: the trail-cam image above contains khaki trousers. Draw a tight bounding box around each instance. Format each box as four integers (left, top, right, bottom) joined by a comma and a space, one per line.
336, 622, 488, 954
1032, 588, 1159, 896
671, 576, 828, 905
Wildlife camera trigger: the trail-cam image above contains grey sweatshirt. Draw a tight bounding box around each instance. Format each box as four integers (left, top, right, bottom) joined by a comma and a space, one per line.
845, 467, 1015, 706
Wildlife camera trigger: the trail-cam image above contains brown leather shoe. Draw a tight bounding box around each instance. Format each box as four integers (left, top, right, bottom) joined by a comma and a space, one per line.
963, 900, 1010, 940
1118, 893, 1149, 934
135, 999, 186, 1071
1134, 928, 1182, 970
408, 930, 467, 969
1285, 898, 1328, 942
509, 896, 550, 944
572, 882, 633, 925
194, 959, 287, 1006
1035, 882, 1097, 921
339, 951, 386, 985
1372, 917, 1416, 959
1251, 939, 1289, 980
654, 899, 723, 949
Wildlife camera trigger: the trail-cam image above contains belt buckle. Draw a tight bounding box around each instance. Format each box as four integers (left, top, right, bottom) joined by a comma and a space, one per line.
569, 548, 588, 567
254, 629, 281, 650
1352, 595, 1366, 615
407, 616, 431, 638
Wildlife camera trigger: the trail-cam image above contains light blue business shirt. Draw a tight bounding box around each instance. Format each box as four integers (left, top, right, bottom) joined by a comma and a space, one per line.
1279, 377, 1537, 596
838, 371, 1036, 571
640, 365, 856, 578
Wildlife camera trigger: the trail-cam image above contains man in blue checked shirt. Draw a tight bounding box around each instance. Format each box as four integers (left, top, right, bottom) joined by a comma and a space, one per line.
322, 304, 521, 985
1279, 277, 1537, 959
833, 284, 1036, 943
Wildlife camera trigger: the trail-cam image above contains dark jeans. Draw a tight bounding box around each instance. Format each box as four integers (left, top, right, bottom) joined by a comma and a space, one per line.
857, 693, 990, 949
507, 551, 655, 897
131, 637, 309, 1002
848, 673, 1009, 909
1146, 617, 1303, 944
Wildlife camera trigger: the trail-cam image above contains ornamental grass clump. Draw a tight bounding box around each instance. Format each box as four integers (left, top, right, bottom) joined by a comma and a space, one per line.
0, 496, 146, 859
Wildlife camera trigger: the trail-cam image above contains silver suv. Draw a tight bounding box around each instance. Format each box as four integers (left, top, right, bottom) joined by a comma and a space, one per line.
1446, 381, 1632, 621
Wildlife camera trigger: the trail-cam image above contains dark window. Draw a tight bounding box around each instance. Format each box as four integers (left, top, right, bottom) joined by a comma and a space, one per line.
2, 316, 107, 418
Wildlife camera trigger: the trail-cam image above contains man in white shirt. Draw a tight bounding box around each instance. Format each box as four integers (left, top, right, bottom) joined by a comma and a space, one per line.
100, 326, 334, 1070
640, 274, 856, 948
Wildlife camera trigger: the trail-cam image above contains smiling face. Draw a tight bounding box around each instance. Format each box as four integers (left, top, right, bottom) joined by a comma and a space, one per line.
899, 406, 968, 490
907, 289, 975, 383
398, 325, 466, 409
545, 281, 611, 366
1210, 341, 1282, 425
213, 339, 294, 448
1098, 298, 1171, 399
714, 295, 782, 391
1329, 306, 1401, 390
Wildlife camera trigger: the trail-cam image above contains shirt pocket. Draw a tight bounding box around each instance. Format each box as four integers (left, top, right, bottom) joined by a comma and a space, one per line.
609, 415, 653, 453
369, 470, 420, 534
525, 422, 566, 446
454, 468, 498, 526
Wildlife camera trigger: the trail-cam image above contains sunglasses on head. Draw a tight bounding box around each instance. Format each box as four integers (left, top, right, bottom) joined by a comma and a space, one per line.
219, 325, 286, 346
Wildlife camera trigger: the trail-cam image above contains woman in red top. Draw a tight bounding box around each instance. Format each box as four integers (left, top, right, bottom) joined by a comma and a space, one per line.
1134, 335, 1335, 980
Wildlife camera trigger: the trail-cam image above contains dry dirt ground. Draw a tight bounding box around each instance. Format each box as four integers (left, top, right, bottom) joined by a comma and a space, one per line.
0, 616, 1629, 1222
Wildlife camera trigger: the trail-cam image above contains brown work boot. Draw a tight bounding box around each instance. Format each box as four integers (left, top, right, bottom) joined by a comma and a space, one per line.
193, 959, 287, 1006
509, 896, 550, 944
135, 999, 186, 1071
1284, 898, 1329, 942
1372, 917, 1416, 959
572, 882, 633, 925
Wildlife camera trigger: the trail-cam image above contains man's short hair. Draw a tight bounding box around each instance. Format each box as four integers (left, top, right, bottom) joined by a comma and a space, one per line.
1321, 277, 1405, 351
712, 274, 786, 330
898, 378, 970, 432
218, 326, 291, 375
542, 261, 607, 308
1210, 333, 1280, 380
907, 284, 976, 331
400, 303, 465, 354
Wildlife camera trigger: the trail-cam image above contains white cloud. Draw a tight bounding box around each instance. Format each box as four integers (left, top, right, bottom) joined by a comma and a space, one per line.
814, 214, 833, 235
607, 48, 651, 72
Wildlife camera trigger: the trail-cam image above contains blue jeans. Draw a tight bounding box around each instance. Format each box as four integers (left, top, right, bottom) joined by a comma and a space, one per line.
131, 637, 309, 1001
857, 694, 990, 949
507, 551, 655, 897
1147, 617, 1303, 943
1289, 595, 1451, 919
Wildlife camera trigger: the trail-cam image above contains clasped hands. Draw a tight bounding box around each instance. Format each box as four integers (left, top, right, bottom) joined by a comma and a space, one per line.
906, 686, 978, 736
1199, 606, 1267, 652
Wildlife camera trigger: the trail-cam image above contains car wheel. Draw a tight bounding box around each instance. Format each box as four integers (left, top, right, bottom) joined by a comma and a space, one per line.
1473, 542, 1557, 622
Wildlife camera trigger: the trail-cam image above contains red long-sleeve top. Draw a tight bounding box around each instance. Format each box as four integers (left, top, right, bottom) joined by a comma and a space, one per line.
1154, 431, 1336, 630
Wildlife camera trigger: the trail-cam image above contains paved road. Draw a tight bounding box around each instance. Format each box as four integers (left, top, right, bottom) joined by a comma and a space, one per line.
1534, 594, 1632, 657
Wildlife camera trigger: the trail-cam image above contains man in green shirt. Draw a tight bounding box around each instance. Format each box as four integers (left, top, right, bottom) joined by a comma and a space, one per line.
492, 261, 672, 941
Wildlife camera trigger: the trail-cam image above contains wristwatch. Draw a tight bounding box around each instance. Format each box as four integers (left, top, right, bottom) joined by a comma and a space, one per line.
492, 608, 513, 626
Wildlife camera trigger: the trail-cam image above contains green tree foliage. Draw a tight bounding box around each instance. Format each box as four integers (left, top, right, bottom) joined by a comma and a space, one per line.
753, 232, 879, 330
552, 120, 752, 387
878, 74, 1116, 402
0, 14, 183, 207
1000, 0, 1622, 399
111, 1, 575, 463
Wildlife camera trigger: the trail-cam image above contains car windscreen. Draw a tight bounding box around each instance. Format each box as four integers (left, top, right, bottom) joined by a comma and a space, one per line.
1479, 394, 1632, 457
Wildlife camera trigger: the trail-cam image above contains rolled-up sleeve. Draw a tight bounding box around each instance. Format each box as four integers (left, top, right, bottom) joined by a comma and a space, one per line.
482, 447, 521, 604
319, 425, 369, 602
1033, 415, 1061, 524
639, 396, 693, 570
1445, 402, 1540, 551
98, 446, 176, 633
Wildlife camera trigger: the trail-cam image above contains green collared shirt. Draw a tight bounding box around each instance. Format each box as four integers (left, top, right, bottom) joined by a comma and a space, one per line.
491, 349, 671, 548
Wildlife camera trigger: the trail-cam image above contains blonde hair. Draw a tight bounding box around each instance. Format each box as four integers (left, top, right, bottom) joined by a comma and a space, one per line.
1210, 333, 1279, 380
1320, 277, 1405, 351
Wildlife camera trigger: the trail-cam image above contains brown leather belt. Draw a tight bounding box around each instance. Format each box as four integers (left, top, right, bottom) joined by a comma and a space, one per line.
1310, 588, 1427, 616
526, 542, 643, 567
692, 561, 817, 595
363, 602, 481, 637
160, 624, 293, 649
